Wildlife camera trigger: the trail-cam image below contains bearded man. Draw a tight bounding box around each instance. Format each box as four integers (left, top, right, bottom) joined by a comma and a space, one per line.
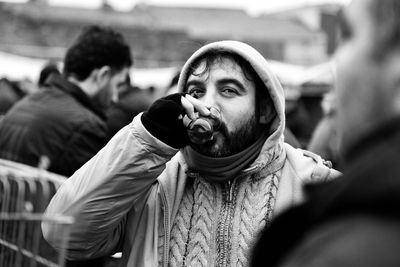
43, 41, 339, 267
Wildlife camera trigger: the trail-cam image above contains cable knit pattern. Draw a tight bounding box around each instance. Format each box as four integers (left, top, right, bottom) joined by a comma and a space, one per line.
169, 177, 216, 266
169, 180, 195, 266
169, 145, 285, 267
234, 171, 281, 266
169, 171, 282, 266
169, 143, 285, 267
185, 178, 216, 266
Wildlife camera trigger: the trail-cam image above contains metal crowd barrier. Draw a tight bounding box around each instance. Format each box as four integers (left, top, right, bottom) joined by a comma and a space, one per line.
0, 159, 74, 267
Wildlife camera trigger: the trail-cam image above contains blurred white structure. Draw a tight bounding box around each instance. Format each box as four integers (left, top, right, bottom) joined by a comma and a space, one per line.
0, 51, 46, 81
0, 51, 334, 98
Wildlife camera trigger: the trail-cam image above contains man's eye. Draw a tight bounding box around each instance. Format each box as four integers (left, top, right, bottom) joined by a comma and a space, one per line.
187, 88, 204, 98
221, 87, 238, 96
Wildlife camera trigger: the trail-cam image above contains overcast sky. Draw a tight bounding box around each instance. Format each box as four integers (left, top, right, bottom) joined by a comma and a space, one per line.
3, 0, 351, 14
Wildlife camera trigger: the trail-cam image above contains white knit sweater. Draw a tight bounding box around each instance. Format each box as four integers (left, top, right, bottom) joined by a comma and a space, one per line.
168, 144, 284, 267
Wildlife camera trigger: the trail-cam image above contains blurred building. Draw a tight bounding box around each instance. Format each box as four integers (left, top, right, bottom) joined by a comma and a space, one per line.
267, 3, 342, 56
0, 1, 335, 67
0, 0, 342, 147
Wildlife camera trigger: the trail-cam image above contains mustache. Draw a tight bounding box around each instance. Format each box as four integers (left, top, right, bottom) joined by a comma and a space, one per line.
192, 120, 229, 146
214, 120, 228, 137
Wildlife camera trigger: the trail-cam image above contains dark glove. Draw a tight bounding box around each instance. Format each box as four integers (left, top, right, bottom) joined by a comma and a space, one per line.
141, 93, 189, 148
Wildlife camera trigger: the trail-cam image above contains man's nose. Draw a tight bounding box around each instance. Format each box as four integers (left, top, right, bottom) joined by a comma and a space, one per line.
201, 88, 218, 108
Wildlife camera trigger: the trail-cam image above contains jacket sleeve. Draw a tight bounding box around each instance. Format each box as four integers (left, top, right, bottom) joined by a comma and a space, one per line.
284, 143, 342, 183
42, 113, 179, 260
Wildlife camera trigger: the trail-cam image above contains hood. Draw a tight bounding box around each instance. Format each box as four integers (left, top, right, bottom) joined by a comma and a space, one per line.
177, 40, 285, 150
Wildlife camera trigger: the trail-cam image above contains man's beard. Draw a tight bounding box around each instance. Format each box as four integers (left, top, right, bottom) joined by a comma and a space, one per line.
190, 115, 263, 157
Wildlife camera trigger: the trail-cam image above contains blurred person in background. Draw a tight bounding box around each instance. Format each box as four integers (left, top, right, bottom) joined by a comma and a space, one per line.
0, 25, 132, 267
285, 98, 312, 148
284, 126, 301, 149
0, 77, 26, 115
0, 25, 131, 179
307, 90, 342, 170
106, 75, 153, 139
38, 61, 61, 88
252, 0, 400, 266
42, 40, 339, 267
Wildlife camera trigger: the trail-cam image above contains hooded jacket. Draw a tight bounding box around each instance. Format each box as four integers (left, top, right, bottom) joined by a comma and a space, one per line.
42, 41, 340, 267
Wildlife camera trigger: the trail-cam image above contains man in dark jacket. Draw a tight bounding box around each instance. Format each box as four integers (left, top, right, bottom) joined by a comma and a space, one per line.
0, 25, 132, 177
106, 77, 153, 139
0, 78, 26, 115
252, 0, 400, 266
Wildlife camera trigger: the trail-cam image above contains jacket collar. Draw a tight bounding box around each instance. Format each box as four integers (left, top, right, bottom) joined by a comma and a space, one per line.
46, 73, 106, 120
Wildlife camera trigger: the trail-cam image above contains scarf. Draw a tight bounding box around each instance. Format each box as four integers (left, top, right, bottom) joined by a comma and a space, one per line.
182, 133, 268, 183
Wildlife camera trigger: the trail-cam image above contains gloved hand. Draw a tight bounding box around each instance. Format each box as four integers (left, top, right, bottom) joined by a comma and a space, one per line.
141, 93, 189, 148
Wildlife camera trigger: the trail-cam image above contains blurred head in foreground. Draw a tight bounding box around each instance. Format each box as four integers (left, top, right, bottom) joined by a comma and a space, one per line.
335, 0, 400, 155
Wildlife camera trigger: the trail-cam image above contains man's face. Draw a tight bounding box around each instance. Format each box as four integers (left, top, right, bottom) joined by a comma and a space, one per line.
94, 67, 130, 110
186, 57, 262, 157
335, 0, 398, 152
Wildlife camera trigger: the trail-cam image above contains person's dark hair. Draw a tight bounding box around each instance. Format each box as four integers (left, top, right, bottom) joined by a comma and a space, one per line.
368, 0, 400, 60
186, 50, 274, 123
38, 61, 60, 86
63, 25, 132, 81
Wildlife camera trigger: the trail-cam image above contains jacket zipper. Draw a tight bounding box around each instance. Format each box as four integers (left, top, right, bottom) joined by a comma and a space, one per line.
161, 186, 170, 267
217, 179, 237, 267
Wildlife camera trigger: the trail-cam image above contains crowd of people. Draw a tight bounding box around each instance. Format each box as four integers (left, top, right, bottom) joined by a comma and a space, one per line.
0, 0, 399, 266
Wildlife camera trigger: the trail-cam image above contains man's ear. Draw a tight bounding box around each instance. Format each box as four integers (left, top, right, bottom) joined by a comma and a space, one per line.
95, 66, 112, 87
259, 96, 275, 125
